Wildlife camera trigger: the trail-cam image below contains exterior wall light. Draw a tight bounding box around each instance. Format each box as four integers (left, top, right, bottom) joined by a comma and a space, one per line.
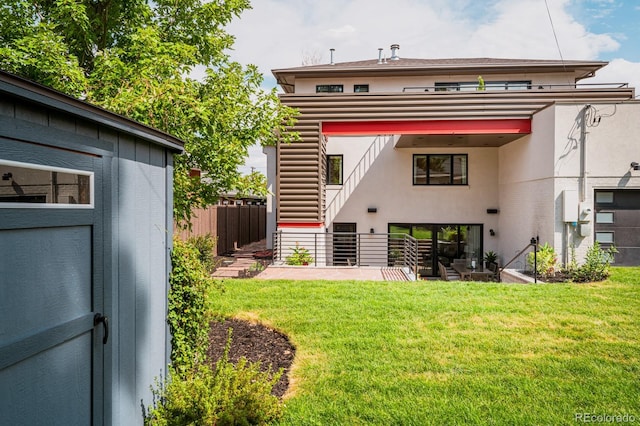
631, 162, 640, 171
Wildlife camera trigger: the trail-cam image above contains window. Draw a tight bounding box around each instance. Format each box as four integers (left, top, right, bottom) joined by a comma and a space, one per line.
435, 81, 531, 91
354, 84, 369, 93
327, 155, 343, 185
316, 84, 343, 93
595, 232, 614, 244
595, 192, 614, 203
596, 212, 614, 224
413, 154, 468, 185
0, 160, 93, 208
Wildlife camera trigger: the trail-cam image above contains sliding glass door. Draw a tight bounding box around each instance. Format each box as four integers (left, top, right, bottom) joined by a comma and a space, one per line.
389, 223, 483, 277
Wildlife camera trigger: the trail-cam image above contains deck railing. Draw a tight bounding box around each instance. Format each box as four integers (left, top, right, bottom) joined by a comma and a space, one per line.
272, 231, 419, 277
402, 82, 630, 92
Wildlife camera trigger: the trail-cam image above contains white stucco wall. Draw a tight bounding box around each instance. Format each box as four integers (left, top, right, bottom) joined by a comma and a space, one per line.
325, 135, 501, 255
263, 146, 277, 249
498, 105, 556, 268
295, 72, 585, 94
499, 101, 640, 268
552, 102, 640, 261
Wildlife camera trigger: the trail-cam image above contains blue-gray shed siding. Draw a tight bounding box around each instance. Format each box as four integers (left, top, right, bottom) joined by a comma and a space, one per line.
0, 76, 181, 425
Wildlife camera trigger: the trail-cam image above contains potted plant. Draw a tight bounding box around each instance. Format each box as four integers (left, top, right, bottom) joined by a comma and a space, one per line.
483, 250, 498, 268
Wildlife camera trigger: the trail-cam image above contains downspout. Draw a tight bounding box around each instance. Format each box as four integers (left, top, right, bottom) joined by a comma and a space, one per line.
580, 105, 589, 203
568, 104, 589, 265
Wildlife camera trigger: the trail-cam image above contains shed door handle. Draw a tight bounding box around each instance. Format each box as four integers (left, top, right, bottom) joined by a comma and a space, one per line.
94, 313, 109, 345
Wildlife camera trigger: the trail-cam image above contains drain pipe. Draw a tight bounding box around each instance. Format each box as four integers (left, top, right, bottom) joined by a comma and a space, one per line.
580, 105, 589, 202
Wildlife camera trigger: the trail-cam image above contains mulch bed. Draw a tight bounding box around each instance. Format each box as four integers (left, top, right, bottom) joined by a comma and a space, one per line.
207, 318, 295, 398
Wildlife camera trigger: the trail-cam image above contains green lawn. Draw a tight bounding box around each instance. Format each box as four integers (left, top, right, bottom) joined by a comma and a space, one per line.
209, 268, 640, 425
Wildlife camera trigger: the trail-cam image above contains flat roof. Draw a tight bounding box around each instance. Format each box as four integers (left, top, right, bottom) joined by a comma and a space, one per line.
273, 57, 609, 93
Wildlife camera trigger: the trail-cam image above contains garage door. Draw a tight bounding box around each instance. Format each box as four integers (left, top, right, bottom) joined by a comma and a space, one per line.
594, 189, 640, 266
0, 139, 106, 425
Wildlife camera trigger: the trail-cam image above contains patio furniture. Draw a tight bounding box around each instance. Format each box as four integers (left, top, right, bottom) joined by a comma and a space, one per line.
451, 263, 493, 281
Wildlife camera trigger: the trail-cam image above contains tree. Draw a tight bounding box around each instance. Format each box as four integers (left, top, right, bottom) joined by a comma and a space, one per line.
0, 0, 297, 224
234, 169, 268, 197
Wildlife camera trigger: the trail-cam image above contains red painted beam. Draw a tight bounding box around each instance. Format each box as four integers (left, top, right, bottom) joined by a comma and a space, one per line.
277, 222, 325, 228
321, 119, 531, 135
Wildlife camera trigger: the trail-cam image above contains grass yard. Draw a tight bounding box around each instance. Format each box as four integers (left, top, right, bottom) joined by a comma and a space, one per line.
209, 268, 640, 425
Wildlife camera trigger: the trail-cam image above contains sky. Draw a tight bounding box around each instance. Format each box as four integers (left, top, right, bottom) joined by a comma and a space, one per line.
225, 0, 640, 174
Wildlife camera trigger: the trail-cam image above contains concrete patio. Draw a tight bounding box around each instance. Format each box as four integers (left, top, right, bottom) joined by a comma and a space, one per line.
255, 265, 412, 281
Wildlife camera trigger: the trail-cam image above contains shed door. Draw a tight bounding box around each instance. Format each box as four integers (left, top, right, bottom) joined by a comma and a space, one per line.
0, 140, 105, 425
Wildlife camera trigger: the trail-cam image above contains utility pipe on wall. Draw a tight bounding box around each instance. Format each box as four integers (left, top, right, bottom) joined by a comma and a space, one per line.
579, 105, 590, 202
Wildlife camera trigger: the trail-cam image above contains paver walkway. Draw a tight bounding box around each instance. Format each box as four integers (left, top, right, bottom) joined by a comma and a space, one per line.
211, 239, 267, 278
255, 265, 411, 281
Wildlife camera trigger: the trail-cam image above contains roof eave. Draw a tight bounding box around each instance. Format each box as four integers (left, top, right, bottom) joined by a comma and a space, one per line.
0, 71, 185, 153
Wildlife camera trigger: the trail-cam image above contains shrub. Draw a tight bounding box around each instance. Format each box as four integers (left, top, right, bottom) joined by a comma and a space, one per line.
169, 237, 218, 374
187, 234, 218, 274
571, 242, 617, 283
144, 332, 283, 426
527, 242, 558, 278
285, 243, 314, 265
147, 238, 284, 425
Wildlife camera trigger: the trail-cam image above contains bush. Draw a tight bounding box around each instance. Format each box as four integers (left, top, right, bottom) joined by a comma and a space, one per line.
187, 234, 218, 274
527, 242, 558, 278
285, 243, 313, 265
168, 237, 218, 374
146, 238, 284, 425
144, 332, 283, 426
571, 242, 617, 283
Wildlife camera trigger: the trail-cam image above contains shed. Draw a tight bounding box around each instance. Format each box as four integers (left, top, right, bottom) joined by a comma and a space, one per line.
0, 71, 184, 425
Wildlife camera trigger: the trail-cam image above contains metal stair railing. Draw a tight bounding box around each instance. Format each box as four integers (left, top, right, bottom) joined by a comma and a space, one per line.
325, 135, 393, 224
499, 237, 539, 282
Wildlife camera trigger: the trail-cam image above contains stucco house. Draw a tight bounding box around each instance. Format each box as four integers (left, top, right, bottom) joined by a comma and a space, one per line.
265, 45, 640, 276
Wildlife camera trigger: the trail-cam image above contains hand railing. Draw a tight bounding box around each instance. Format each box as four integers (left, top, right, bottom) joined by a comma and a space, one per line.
499, 237, 539, 282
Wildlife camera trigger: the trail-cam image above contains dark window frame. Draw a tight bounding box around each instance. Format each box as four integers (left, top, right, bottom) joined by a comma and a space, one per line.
316, 84, 344, 93
354, 84, 369, 93
327, 154, 344, 185
412, 154, 468, 186
434, 80, 531, 91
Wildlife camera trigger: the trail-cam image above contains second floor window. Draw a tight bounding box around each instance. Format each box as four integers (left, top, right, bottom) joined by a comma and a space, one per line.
354, 84, 369, 93
435, 81, 531, 91
316, 84, 344, 93
413, 154, 468, 185
327, 155, 343, 185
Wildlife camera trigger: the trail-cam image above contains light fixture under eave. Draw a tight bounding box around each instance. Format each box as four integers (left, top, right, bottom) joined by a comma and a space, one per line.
631, 161, 640, 171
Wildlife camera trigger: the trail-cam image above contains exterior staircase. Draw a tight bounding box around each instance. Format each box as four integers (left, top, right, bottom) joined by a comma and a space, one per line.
325, 135, 394, 225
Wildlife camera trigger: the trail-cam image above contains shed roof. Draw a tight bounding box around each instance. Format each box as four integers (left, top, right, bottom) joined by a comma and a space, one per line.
0, 70, 185, 153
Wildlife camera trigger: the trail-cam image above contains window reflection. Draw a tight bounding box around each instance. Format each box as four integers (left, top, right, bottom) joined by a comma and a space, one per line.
0, 163, 91, 205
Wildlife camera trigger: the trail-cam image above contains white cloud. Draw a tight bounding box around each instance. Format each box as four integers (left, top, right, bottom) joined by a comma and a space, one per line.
587, 58, 640, 98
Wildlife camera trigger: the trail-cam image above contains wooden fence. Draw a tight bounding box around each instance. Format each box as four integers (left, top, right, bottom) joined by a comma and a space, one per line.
175, 205, 266, 255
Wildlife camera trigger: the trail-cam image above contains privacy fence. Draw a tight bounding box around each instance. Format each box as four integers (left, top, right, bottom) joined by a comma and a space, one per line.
175, 205, 266, 255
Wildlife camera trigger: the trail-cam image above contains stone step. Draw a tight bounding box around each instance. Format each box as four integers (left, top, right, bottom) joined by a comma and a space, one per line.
212, 270, 243, 278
